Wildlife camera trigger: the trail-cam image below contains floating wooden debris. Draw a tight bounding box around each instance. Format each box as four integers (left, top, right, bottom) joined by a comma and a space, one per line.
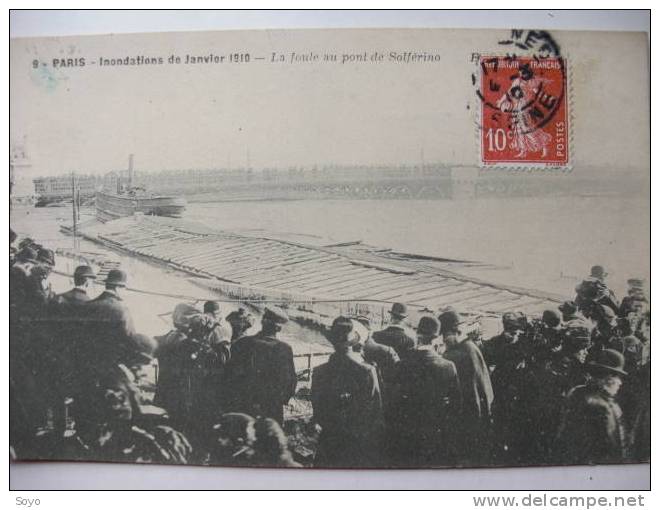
63, 216, 565, 328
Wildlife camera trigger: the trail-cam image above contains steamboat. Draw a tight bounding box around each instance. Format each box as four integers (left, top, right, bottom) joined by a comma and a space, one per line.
96, 154, 186, 222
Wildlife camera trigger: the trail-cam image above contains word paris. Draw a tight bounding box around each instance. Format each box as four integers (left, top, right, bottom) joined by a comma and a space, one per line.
271, 50, 441, 64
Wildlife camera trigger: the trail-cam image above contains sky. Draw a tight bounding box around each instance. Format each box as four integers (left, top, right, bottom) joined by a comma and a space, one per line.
10, 27, 649, 181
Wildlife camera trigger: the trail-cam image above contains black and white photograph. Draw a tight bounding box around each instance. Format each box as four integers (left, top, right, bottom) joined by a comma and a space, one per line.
9, 15, 650, 476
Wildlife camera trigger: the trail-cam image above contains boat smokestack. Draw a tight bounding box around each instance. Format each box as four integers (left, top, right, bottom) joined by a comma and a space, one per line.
128, 154, 134, 188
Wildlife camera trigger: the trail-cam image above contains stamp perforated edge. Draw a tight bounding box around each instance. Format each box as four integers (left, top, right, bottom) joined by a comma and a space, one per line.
473, 54, 574, 175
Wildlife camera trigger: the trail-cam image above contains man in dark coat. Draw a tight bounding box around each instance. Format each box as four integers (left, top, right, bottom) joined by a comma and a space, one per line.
618, 278, 648, 319
225, 307, 256, 342
312, 316, 385, 467
590, 305, 621, 356
559, 300, 591, 331
81, 269, 137, 376
225, 307, 297, 424
575, 265, 620, 318
354, 315, 399, 397
389, 316, 461, 466
555, 349, 628, 465
480, 311, 531, 463
440, 309, 494, 465
532, 326, 591, 461
56, 265, 96, 305
372, 302, 416, 358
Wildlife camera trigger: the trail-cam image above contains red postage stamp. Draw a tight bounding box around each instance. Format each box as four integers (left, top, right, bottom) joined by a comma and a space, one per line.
478, 55, 569, 167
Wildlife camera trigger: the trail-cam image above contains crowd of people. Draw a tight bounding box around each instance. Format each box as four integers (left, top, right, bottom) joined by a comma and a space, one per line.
10, 229, 651, 468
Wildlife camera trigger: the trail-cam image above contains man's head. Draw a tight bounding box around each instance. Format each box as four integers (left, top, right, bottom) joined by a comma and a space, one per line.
94, 365, 139, 423
261, 306, 288, 335
226, 308, 255, 341
37, 248, 55, 269
559, 300, 578, 321
438, 309, 463, 348
587, 348, 627, 396
416, 316, 440, 346
73, 265, 97, 288
563, 327, 592, 364
253, 417, 291, 462
16, 246, 39, 265
210, 413, 256, 463
104, 269, 127, 294
327, 316, 360, 351
388, 302, 408, 324
590, 265, 607, 281
204, 300, 220, 320
542, 309, 561, 329
596, 305, 617, 331
502, 312, 522, 333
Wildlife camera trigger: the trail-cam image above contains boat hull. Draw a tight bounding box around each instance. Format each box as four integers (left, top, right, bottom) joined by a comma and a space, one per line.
96, 191, 186, 222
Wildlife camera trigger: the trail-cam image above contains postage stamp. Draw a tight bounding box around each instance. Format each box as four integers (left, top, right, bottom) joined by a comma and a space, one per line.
478, 54, 569, 167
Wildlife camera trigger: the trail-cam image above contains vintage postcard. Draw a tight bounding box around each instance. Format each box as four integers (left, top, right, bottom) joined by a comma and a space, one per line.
9, 26, 649, 470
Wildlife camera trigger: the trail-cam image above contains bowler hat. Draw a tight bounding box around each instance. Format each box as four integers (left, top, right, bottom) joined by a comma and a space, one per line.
590, 265, 607, 278
104, 269, 127, 287
10, 229, 17, 245
586, 348, 627, 377
388, 302, 408, 318
16, 246, 39, 264
438, 309, 463, 334
559, 301, 578, 314
627, 278, 645, 289
417, 316, 440, 337
327, 316, 359, 346
74, 265, 97, 280
262, 306, 289, 325
37, 248, 55, 267
204, 300, 220, 313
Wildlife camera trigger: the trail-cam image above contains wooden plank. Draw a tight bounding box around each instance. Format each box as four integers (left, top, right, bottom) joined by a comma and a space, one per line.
218, 245, 313, 274
350, 275, 453, 299
372, 279, 464, 302
450, 290, 515, 309
231, 252, 333, 280
365, 277, 459, 300
314, 270, 408, 295
175, 238, 268, 263
275, 264, 366, 290
396, 282, 476, 305
301, 267, 386, 294
245, 258, 347, 286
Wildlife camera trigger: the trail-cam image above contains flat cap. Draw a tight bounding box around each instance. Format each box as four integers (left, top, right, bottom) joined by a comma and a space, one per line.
262, 306, 289, 325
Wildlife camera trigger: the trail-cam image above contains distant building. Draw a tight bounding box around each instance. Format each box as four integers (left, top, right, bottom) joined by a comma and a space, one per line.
33, 175, 99, 206
10, 138, 33, 198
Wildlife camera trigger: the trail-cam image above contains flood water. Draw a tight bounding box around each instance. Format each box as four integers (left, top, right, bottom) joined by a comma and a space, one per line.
186, 195, 650, 298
